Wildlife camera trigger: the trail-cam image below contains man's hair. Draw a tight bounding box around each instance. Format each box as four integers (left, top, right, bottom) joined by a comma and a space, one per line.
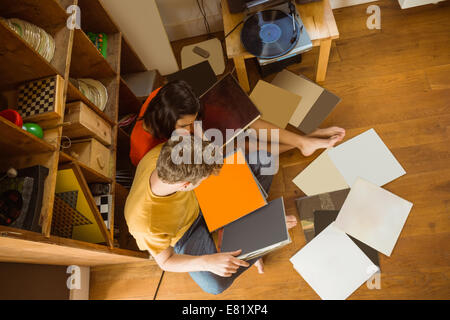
156, 136, 223, 186
143, 80, 202, 140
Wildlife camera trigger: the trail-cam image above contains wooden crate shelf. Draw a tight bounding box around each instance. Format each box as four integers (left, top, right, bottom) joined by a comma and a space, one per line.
0, 0, 73, 88
0, 225, 149, 266
119, 77, 142, 116
0, 116, 56, 157
0, 0, 153, 267
0, 146, 61, 240
121, 36, 147, 75
77, 0, 120, 35
114, 182, 143, 253
66, 80, 115, 125
59, 151, 113, 184
71, 29, 118, 79
117, 126, 131, 150
0, 0, 69, 35
0, 20, 62, 89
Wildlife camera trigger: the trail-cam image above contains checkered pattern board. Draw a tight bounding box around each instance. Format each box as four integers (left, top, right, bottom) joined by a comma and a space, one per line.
56, 191, 78, 210
52, 195, 93, 239
94, 195, 112, 229
17, 77, 56, 119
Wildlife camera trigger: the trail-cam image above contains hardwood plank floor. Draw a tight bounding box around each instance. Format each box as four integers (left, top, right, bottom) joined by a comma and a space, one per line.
89, 0, 450, 300
89, 262, 163, 300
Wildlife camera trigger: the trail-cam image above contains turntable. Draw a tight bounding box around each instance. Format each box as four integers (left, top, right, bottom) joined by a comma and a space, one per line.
221, 0, 339, 91
240, 0, 312, 70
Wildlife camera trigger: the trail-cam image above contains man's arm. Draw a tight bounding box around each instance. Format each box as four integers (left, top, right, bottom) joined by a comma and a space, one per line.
154, 247, 250, 277
154, 215, 297, 276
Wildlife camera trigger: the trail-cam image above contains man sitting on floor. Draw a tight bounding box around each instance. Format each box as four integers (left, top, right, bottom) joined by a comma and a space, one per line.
125, 135, 297, 295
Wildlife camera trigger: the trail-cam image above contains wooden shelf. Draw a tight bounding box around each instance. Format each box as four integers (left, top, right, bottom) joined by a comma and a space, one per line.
119, 77, 142, 115
118, 126, 130, 142
66, 80, 115, 125
77, 0, 120, 34
0, 20, 61, 89
70, 29, 117, 79
0, 0, 73, 87
0, 225, 149, 266
0, 116, 56, 157
121, 36, 147, 75
0, 0, 69, 35
59, 151, 113, 184
117, 126, 131, 155
0, 0, 150, 267
114, 182, 142, 252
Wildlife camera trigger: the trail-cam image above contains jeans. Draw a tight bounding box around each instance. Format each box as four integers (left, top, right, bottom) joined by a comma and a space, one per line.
173, 152, 274, 295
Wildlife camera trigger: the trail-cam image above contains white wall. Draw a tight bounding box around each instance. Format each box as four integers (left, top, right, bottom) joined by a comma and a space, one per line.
156, 0, 223, 41
100, 0, 179, 75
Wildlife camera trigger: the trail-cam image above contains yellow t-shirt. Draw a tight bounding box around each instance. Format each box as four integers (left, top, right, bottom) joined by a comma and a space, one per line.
124, 143, 200, 257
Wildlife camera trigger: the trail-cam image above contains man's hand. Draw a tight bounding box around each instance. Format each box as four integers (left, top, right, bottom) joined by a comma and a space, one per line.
202, 249, 250, 277
286, 215, 297, 230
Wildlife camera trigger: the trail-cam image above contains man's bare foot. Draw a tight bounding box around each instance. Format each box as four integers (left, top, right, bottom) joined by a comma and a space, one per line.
308, 127, 346, 140
299, 135, 342, 157
254, 258, 264, 274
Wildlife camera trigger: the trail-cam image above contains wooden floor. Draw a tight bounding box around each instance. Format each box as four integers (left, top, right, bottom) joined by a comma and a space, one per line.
89, 0, 450, 300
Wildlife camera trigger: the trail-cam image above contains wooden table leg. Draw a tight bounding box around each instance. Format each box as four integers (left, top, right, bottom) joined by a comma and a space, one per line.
316, 38, 332, 83
233, 56, 250, 92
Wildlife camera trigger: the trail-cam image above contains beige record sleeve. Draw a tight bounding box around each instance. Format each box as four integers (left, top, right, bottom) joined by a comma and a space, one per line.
292, 149, 349, 196
271, 69, 324, 127
250, 80, 302, 129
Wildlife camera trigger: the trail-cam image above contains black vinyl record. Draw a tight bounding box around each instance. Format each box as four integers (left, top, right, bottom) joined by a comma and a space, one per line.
241, 10, 300, 59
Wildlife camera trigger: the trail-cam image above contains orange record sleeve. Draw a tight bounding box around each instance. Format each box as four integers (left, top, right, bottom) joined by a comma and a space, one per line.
194, 150, 267, 232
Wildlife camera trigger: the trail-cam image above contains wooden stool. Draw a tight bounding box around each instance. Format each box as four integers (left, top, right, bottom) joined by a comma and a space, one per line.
221, 0, 339, 92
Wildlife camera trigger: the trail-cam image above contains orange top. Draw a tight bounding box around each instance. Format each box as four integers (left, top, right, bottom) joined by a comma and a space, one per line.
130, 87, 166, 167
194, 150, 267, 232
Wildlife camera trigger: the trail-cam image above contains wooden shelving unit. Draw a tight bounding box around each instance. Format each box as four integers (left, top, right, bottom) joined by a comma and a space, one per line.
0, 0, 153, 266
119, 78, 142, 116
0, 116, 56, 156
59, 151, 113, 184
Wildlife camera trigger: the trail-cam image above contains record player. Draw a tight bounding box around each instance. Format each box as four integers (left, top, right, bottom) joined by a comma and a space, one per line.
227, 0, 321, 13
239, 0, 313, 74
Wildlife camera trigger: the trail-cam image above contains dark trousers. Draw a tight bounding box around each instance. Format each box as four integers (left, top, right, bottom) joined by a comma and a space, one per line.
173, 152, 274, 295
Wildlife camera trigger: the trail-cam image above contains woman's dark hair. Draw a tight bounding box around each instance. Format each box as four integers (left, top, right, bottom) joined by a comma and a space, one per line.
142, 80, 202, 139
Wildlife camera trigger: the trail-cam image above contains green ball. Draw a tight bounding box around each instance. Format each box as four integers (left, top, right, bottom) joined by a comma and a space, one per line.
23, 123, 44, 139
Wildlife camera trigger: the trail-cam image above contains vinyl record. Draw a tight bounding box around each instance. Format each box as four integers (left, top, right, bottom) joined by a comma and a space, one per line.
241, 10, 300, 59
